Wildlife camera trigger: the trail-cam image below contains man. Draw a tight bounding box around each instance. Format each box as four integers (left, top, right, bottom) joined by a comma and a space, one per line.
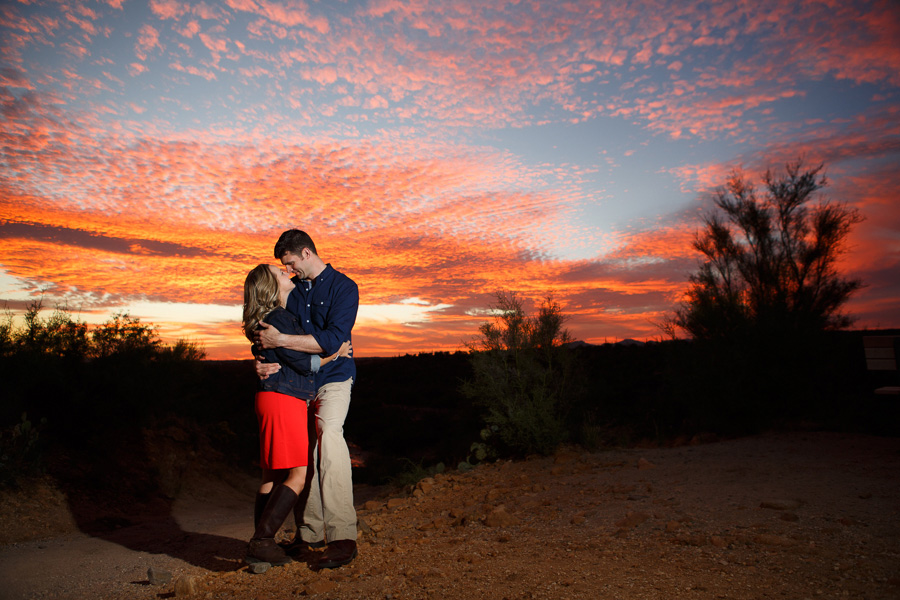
254, 229, 359, 570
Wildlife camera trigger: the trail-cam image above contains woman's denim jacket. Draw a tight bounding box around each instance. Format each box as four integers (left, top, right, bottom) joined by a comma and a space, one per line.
256, 307, 320, 402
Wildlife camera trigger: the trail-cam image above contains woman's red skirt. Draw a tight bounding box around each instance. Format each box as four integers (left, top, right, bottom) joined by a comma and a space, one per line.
255, 391, 308, 469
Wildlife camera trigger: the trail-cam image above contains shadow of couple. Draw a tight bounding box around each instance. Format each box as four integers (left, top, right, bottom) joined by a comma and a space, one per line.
61, 485, 249, 573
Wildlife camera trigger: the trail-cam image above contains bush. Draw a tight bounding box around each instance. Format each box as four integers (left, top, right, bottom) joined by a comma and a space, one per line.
0, 303, 204, 362
461, 292, 578, 456
90, 311, 160, 358
0, 413, 47, 487
0, 305, 211, 488
6, 302, 91, 359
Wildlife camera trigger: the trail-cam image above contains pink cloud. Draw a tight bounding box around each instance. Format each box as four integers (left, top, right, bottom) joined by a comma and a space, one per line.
226, 0, 262, 13
61, 42, 91, 60
168, 61, 217, 80
127, 62, 149, 76
135, 24, 162, 61
177, 20, 201, 38
800, 0, 900, 86
199, 32, 228, 54
149, 0, 189, 21
364, 95, 388, 109
64, 12, 98, 37
192, 2, 230, 21
0, 67, 33, 89
257, 0, 329, 34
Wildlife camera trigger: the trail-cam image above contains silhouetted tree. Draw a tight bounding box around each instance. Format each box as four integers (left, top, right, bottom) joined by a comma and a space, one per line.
0, 305, 204, 361
670, 161, 864, 341
9, 302, 90, 359
661, 161, 865, 431
0, 310, 15, 357
461, 291, 575, 456
90, 311, 161, 358
157, 338, 207, 362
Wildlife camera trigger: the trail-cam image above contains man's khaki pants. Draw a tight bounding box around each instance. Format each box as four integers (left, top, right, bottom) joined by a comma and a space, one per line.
296, 377, 357, 543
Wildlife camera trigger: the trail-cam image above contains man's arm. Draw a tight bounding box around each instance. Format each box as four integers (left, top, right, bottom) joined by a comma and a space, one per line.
266, 310, 319, 374
309, 277, 359, 356
255, 321, 324, 353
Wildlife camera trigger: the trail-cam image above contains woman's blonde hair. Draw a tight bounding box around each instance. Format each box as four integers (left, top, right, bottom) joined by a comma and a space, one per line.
242, 264, 280, 342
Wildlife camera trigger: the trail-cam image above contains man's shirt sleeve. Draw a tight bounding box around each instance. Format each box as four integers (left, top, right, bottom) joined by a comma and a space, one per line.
310, 275, 359, 356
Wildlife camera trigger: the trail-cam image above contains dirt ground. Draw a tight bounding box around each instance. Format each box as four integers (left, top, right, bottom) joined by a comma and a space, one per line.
1, 431, 899, 600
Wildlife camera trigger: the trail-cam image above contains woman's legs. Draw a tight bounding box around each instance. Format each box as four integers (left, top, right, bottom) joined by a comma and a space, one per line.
247, 466, 308, 566
255, 469, 276, 527
258, 468, 276, 494
281, 466, 306, 495
252, 390, 310, 565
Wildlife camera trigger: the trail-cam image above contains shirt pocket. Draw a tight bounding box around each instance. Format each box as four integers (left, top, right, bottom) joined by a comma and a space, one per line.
312, 298, 332, 326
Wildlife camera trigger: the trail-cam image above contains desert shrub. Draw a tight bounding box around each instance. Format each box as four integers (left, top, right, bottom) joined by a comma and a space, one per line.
0, 305, 209, 455
461, 292, 578, 456
90, 311, 160, 358
7, 302, 91, 359
157, 338, 207, 362
0, 413, 47, 487
0, 310, 15, 357
0, 304, 203, 363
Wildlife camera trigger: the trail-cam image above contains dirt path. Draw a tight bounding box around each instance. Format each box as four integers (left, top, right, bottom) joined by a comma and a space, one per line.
2, 431, 899, 599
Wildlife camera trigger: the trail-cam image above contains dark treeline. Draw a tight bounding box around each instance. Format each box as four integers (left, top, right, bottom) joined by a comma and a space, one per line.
569, 330, 899, 441
349, 329, 899, 483
2, 329, 896, 506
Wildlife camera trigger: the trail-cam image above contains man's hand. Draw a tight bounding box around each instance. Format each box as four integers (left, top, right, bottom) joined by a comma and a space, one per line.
255, 359, 281, 380
254, 321, 283, 349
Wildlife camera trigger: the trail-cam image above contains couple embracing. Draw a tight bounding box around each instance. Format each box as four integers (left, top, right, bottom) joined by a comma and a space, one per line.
240, 229, 359, 570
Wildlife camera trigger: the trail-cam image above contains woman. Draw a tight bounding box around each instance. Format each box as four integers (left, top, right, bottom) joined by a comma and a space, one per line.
242, 263, 350, 566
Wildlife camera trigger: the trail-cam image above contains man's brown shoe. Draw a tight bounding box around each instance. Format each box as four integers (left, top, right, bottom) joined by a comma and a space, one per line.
316, 539, 357, 569
280, 537, 327, 557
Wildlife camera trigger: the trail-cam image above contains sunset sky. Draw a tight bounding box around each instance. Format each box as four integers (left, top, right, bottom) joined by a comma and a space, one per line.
1, 0, 899, 359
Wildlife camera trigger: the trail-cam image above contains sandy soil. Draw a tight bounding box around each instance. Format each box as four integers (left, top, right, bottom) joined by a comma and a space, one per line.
1, 431, 899, 600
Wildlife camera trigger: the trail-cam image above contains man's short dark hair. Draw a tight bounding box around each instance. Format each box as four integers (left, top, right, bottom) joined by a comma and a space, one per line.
274, 229, 318, 259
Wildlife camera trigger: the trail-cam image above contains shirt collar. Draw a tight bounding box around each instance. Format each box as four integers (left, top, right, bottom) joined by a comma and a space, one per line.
313, 263, 333, 285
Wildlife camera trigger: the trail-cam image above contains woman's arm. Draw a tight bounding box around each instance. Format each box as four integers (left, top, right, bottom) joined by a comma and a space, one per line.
319, 341, 352, 367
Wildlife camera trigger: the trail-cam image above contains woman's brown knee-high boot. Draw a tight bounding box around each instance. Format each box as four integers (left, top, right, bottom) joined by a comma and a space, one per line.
253, 491, 270, 528
246, 485, 298, 566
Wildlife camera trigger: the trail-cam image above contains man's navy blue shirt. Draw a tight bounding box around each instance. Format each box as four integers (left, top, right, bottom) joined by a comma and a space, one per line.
286, 264, 358, 387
